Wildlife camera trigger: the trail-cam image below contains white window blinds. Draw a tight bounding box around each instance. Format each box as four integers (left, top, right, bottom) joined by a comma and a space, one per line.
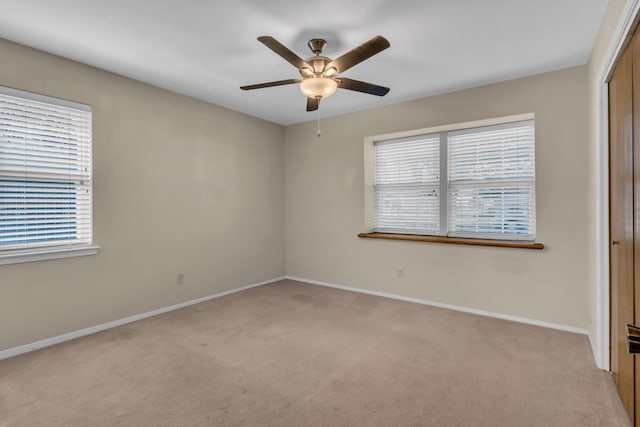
374, 134, 440, 234
372, 117, 535, 241
0, 87, 92, 251
448, 120, 535, 241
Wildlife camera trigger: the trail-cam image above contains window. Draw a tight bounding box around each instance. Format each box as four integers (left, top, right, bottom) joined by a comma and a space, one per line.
375, 134, 441, 235
370, 115, 535, 242
0, 86, 97, 264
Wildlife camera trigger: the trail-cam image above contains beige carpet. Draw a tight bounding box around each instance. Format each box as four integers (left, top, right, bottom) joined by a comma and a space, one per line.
0, 279, 630, 426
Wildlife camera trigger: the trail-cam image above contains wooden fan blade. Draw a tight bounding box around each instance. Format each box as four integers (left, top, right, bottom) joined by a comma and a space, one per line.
327, 35, 390, 73
306, 97, 319, 112
258, 36, 311, 70
240, 79, 301, 90
337, 78, 390, 96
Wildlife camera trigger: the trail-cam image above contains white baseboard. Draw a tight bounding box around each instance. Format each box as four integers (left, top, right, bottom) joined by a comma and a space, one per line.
0, 276, 286, 361
285, 276, 590, 336
588, 332, 598, 366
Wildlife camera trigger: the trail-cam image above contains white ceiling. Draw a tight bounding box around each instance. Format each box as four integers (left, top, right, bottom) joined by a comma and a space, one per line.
0, 0, 607, 125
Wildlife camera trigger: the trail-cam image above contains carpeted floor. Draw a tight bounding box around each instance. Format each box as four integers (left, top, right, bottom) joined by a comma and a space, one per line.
0, 279, 630, 426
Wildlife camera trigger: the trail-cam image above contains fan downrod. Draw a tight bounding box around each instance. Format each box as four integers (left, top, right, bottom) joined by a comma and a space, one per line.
307, 39, 327, 56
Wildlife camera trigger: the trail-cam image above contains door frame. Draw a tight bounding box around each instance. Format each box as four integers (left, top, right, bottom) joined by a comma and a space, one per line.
597, 0, 640, 371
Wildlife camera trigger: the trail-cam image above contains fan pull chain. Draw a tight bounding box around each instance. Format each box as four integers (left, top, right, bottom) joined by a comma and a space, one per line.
316, 106, 321, 138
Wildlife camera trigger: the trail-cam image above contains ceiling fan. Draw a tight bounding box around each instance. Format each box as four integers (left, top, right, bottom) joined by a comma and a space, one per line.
240, 35, 391, 112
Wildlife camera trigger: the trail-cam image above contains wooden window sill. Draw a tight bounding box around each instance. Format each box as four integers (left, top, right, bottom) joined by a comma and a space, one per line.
358, 232, 544, 250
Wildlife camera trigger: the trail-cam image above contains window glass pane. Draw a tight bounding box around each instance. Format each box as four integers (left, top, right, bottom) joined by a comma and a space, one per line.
448, 183, 534, 238
448, 120, 535, 241
376, 135, 440, 184
374, 134, 440, 234
375, 185, 440, 234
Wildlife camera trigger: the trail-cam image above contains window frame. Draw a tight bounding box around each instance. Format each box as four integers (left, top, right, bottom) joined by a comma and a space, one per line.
0, 86, 99, 265
362, 113, 542, 249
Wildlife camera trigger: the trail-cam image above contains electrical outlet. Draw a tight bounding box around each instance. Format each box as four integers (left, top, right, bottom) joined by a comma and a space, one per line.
398, 268, 405, 279
177, 273, 184, 285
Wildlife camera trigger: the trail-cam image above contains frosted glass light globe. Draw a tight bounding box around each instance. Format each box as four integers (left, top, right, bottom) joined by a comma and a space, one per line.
300, 77, 338, 99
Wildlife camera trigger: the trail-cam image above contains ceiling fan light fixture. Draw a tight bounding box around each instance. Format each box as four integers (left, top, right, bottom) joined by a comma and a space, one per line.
300, 77, 337, 99
242, 35, 390, 112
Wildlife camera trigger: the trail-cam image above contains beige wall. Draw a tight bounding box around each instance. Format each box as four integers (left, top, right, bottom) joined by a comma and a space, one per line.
0, 38, 285, 351
586, 0, 629, 365
285, 66, 589, 329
